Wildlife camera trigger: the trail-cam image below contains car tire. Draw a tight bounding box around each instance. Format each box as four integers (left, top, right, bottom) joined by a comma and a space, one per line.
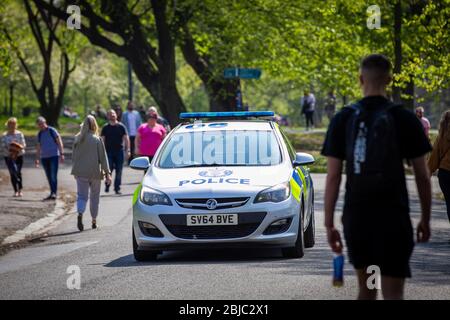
304, 190, 315, 248
133, 228, 158, 262
282, 199, 305, 259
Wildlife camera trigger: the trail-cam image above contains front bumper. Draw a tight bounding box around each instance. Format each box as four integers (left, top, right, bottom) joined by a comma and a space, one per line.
133, 194, 301, 251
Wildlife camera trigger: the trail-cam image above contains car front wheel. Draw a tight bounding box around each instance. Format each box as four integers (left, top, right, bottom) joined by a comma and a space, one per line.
133, 228, 159, 262
282, 200, 305, 259
304, 190, 315, 248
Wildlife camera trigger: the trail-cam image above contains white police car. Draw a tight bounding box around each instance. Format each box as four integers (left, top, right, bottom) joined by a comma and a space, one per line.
130, 111, 315, 261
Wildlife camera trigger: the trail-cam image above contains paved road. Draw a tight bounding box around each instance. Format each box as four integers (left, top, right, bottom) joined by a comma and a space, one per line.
0, 167, 449, 300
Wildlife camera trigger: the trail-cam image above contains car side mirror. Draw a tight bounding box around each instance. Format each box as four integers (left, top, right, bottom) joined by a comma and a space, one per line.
130, 157, 150, 170
293, 152, 315, 167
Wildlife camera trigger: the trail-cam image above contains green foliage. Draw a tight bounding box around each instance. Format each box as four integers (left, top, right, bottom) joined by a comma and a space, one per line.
284, 131, 327, 173
0, 0, 448, 123
0, 113, 88, 136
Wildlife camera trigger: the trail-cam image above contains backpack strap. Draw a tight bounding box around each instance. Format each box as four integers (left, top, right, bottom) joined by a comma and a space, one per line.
38, 127, 59, 146
48, 127, 59, 145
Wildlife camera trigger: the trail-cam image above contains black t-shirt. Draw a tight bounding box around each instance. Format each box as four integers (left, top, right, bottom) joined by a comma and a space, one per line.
101, 122, 128, 152
321, 96, 431, 219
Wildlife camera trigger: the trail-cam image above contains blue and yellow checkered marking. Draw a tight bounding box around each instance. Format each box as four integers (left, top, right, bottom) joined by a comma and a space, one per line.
133, 183, 142, 205
290, 169, 305, 202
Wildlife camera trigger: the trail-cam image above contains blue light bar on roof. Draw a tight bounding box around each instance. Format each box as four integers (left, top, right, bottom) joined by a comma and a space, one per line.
179, 111, 274, 119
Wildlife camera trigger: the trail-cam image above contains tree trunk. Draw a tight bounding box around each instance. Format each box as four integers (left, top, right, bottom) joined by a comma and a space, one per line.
9, 83, 14, 116
208, 79, 241, 112
127, 62, 133, 101
342, 94, 348, 107
180, 27, 240, 112
151, 0, 186, 125
126, 45, 186, 127
33, 0, 187, 127
40, 104, 60, 127
393, 1, 402, 104
402, 78, 414, 110
2, 0, 76, 128
3, 88, 7, 115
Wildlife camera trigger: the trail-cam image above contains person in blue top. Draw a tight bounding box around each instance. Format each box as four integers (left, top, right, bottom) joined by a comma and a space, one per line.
35, 116, 65, 200
122, 101, 142, 164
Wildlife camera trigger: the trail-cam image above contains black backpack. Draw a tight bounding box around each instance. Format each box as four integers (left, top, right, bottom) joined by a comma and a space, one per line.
301, 98, 311, 114
344, 101, 402, 197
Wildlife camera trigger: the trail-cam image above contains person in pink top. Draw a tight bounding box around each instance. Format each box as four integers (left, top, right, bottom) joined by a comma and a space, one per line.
135, 109, 167, 162
416, 107, 431, 138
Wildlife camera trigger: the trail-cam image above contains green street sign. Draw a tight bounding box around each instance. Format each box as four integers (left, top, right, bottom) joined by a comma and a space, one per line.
223, 68, 261, 79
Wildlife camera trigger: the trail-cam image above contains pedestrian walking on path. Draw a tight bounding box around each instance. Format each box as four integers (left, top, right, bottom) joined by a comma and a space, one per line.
148, 106, 171, 132
101, 110, 130, 195
135, 109, 166, 163
2, 117, 26, 197
122, 101, 142, 164
322, 54, 432, 300
325, 90, 337, 122
416, 107, 431, 138
301, 90, 316, 131
71, 115, 111, 231
428, 110, 450, 223
35, 116, 64, 200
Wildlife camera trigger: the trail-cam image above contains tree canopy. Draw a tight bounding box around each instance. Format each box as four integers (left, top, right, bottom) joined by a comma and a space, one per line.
0, 0, 448, 127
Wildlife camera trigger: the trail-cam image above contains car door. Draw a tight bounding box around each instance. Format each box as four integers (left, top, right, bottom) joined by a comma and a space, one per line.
277, 126, 313, 228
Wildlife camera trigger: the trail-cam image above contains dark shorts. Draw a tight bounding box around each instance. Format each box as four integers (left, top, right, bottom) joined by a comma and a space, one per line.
342, 209, 414, 278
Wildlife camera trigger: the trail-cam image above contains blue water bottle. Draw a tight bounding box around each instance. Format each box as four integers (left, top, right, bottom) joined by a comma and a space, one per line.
333, 254, 344, 287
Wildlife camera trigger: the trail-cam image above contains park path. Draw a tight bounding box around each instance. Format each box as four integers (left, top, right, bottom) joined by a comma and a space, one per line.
0, 168, 449, 299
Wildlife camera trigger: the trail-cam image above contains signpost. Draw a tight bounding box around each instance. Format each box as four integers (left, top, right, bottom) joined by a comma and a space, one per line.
223, 67, 262, 111
223, 67, 261, 79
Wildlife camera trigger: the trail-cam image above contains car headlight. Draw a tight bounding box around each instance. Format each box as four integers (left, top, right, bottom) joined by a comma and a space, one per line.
254, 182, 291, 203
140, 186, 172, 206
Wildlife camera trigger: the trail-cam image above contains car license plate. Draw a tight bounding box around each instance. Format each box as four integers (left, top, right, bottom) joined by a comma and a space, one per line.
187, 214, 238, 226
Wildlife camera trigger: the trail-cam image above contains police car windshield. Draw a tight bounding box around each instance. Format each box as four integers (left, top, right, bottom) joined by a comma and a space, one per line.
158, 130, 282, 168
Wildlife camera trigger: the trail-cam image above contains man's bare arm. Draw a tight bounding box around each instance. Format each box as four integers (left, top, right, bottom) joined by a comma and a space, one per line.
135, 132, 140, 155
123, 134, 131, 159
411, 155, 432, 242
324, 157, 343, 228
324, 157, 344, 253
57, 135, 65, 162
35, 143, 41, 167
124, 134, 130, 152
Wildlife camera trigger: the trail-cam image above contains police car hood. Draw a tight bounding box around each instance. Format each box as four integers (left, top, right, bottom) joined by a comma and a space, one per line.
143, 165, 290, 193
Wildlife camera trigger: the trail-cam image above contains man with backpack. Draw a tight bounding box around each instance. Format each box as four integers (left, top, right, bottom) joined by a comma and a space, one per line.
35, 116, 65, 200
321, 54, 432, 299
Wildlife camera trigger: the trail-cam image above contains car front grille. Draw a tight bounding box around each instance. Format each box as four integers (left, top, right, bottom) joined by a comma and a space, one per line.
159, 212, 266, 240
175, 197, 250, 210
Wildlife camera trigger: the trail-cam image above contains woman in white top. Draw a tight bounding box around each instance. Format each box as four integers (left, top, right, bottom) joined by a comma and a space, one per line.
2, 117, 26, 197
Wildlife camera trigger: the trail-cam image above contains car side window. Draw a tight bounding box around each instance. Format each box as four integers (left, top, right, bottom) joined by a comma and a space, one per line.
278, 127, 296, 162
